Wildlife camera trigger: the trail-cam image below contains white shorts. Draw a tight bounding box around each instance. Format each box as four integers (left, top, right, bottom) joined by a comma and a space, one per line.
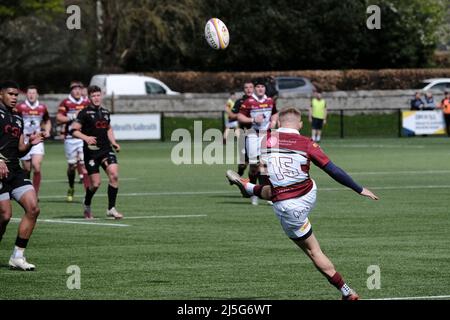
272, 181, 317, 239
245, 133, 263, 164
0, 185, 34, 202
225, 120, 239, 129
20, 143, 45, 161
64, 138, 84, 165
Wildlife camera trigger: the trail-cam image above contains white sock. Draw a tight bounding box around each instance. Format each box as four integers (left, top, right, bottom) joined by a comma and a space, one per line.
340, 283, 352, 296
244, 182, 256, 195
317, 134, 321, 142
12, 246, 25, 259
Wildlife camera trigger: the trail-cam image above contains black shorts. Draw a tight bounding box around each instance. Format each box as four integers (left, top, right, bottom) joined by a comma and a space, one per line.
84, 149, 118, 175
312, 117, 324, 130
0, 169, 33, 201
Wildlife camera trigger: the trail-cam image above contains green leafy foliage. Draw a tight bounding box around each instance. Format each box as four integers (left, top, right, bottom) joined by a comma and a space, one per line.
0, 0, 448, 91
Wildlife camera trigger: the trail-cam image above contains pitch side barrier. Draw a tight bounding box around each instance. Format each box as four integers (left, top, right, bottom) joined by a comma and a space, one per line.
49, 108, 447, 141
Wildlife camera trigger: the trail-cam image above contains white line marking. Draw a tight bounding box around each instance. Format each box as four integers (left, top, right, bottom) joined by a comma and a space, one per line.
329, 144, 426, 149
348, 170, 450, 176
367, 294, 450, 300
10, 218, 129, 227
36, 184, 450, 200
322, 185, 450, 191
41, 178, 138, 183
38, 191, 226, 199
115, 214, 207, 219
59, 214, 208, 221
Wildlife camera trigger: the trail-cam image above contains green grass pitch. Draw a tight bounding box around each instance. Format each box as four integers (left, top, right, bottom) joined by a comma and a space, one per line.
0, 137, 449, 300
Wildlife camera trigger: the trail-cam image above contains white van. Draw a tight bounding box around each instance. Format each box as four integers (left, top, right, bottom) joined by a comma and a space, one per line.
89, 74, 180, 96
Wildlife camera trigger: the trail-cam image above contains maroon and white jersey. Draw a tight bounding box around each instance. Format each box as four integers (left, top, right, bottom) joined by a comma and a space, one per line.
15, 100, 49, 136
239, 94, 277, 131
260, 128, 330, 202
58, 95, 89, 139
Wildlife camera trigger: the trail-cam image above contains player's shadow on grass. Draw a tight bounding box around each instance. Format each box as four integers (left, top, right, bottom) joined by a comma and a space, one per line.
209, 195, 255, 205
215, 201, 255, 205
210, 195, 242, 199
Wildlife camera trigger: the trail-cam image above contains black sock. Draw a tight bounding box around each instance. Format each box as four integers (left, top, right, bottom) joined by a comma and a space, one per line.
15, 236, 29, 249
237, 164, 246, 176
249, 171, 259, 184
108, 185, 118, 210
84, 188, 97, 206
67, 169, 75, 188
258, 174, 270, 186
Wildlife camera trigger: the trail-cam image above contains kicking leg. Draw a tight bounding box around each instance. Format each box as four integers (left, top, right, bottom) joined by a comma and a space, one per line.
293, 232, 359, 300
226, 170, 272, 200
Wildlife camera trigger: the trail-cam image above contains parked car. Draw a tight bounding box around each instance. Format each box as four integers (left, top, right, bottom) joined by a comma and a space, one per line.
415, 78, 450, 92
89, 74, 180, 96
274, 76, 316, 95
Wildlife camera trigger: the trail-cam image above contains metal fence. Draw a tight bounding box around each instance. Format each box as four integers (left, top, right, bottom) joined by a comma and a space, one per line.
50, 108, 429, 142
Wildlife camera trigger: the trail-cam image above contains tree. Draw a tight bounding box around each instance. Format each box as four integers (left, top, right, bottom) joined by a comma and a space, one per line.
0, 0, 95, 92
0, 0, 63, 21
96, 0, 203, 72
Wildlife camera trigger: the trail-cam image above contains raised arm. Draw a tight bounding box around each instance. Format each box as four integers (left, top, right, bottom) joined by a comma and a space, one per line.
322, 161, 378, 200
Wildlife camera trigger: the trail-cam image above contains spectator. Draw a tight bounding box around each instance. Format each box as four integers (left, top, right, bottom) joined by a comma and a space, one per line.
423, 92, 436, 110
308, 90, 327, 143
439, 91, 450, 136
410, 92, 424, 110
223, 92, 239, 144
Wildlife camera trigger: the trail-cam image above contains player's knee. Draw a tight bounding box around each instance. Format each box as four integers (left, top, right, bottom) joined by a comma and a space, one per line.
109, 173, 119, 184
0, 211, 12, 223
27, 205, 40, 220
91, 181, 101, 189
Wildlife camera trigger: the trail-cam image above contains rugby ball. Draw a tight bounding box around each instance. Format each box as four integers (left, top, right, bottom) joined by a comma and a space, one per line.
204, 18, 230, 50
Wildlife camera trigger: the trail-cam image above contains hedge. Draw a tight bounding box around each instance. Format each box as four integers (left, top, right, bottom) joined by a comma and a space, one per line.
146, 69, 450, 93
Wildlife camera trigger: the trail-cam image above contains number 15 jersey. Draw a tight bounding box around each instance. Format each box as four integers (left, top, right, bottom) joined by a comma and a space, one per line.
260, 127, 331, 202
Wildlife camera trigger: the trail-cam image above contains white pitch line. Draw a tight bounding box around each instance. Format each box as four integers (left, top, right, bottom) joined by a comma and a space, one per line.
115, 214, 207, 219
10, 217, 129, 227
329, 144, 426, 149
37, 190, 226, 199
348, 170, 450, 176
321, 185, 450, 191
36, 184, 450, 199
367, 294, 450, 300
41, 178, 138, 183
58, 214, 208, 221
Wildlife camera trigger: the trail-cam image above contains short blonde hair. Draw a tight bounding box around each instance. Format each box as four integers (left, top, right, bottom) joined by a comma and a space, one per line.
278, 107, 302, 122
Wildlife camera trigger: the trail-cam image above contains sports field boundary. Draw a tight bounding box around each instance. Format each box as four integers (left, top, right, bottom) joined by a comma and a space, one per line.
367, 294, 450, 300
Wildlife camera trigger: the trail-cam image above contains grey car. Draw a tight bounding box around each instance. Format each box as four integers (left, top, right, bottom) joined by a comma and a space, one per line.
275, 76, 316, 95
